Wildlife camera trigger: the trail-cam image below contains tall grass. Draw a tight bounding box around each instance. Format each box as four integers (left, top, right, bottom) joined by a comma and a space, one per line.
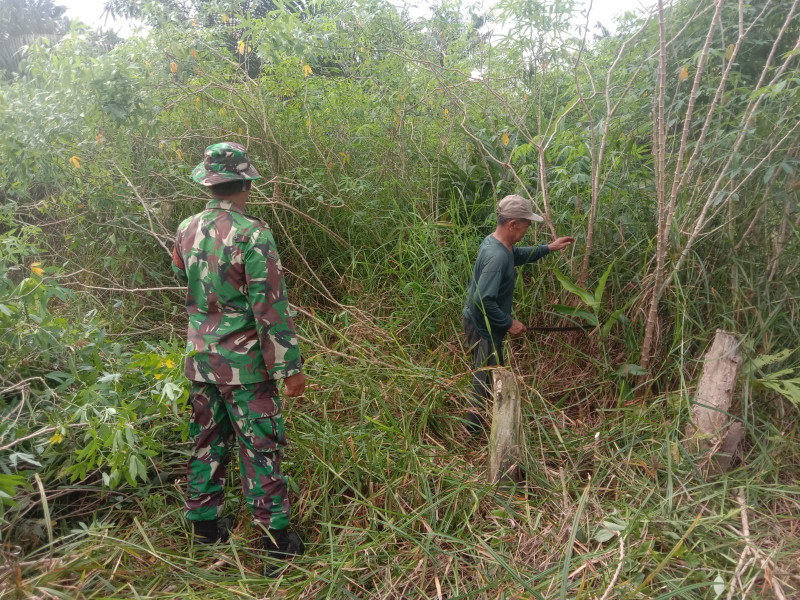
3, 200, 798, 599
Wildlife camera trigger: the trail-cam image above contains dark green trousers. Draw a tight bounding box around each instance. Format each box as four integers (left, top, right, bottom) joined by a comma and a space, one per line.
463, 317, 504, 410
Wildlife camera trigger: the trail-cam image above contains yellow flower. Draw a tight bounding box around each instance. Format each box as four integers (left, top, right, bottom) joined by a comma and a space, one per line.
221, 13, 228, 23
238, 41, 245, 54
69, 156, 81, 169
302, 63, 312, 77
155, 373, 163, 380
247, 45, 252, 52
165, 359, 176, 369
176, 149, 183, 160
49, 432, 63, 445
501, 132, 510, 146
170, 61, 178, 74
679, 67, 688, 81
219, 107, 226, 116
30, 262, 44, 276
196, 96, 201, 104
444, 108, 449, 116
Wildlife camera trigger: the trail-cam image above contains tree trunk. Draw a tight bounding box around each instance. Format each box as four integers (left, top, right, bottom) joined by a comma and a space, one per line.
487, 368, 524, 483
684, 330, 744, 476
535, 148, 558, 238
639, 0, 669, 374
768, 195, 791, 281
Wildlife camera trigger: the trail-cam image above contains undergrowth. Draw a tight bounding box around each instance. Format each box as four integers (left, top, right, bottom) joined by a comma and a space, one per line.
2, 291, 799, 598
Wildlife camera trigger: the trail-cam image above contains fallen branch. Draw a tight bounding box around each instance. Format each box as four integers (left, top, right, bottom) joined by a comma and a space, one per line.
114, 164, 173, 258
734, 489, 788, 600
0, 423, 89, 452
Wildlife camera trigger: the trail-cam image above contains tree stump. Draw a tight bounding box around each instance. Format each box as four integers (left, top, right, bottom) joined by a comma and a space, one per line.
684, 330, 744, 476
488, 368, 523, 483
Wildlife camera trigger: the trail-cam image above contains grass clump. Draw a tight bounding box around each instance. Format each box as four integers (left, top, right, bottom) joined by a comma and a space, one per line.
3, 305, 799, 598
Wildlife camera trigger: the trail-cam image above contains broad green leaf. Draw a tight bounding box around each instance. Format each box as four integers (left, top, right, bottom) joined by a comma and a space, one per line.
602, 307, 626, 338
554, 268, 597, 308
759, 378, 800, 405
615, 363, 647, 377
0, 473, 28, 506
713, 574, 725, 598
128, 454, 139, 485
551, 304, 599, 326
8, 452, 42, 468
97, 372, 121, 383
750, 349, 794, 370
594, 261, 615, 305
593, 527, 616, 542
602, 519, 626, 532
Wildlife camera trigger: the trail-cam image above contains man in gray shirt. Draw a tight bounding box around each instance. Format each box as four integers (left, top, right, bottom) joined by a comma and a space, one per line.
462, 194, 574, 433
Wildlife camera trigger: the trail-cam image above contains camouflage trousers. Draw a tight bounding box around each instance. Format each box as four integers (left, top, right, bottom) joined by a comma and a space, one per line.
185, 380, 290, 531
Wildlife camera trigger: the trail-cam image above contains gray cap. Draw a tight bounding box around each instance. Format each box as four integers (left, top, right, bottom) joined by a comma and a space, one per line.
497, 194, 544, 222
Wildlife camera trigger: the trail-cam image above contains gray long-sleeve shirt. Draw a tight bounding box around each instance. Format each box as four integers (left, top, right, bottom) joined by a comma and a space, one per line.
462, 234, 549, 346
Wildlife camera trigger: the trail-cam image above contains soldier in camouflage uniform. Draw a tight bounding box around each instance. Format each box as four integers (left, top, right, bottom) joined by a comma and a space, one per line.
172, 142, 305, 575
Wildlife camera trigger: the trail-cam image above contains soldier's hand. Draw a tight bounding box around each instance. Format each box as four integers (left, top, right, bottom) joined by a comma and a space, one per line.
508, 320, 527, 335
548, 237, 575, 251
283, 372, 306, 397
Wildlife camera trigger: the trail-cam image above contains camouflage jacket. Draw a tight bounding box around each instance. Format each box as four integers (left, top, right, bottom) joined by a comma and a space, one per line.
172, 199, 302, 385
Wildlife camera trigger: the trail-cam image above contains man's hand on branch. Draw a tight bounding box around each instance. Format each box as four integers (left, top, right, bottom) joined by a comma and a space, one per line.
508, 319, 527, 335
283, 372, 306, 397
548, 237, 575, 252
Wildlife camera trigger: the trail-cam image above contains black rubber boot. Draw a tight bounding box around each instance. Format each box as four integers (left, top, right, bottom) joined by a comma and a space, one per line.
465, 410, 488, 436
191, 518, 231, 544
262, 528, 304, 577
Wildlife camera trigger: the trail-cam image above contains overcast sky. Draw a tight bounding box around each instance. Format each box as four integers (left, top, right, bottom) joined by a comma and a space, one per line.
59, 0, 137, 36
59, 0, 652, 37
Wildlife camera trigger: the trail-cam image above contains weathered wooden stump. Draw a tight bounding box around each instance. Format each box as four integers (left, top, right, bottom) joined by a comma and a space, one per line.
684, 330, 744, 476
488, 368, 524, 483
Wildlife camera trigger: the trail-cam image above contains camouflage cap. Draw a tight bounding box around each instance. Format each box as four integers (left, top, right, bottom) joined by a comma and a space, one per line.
191, 142, 262, 186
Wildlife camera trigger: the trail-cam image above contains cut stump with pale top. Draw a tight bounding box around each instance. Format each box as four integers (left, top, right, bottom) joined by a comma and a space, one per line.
488, 368, 524, 483
684, 330, 744, 476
